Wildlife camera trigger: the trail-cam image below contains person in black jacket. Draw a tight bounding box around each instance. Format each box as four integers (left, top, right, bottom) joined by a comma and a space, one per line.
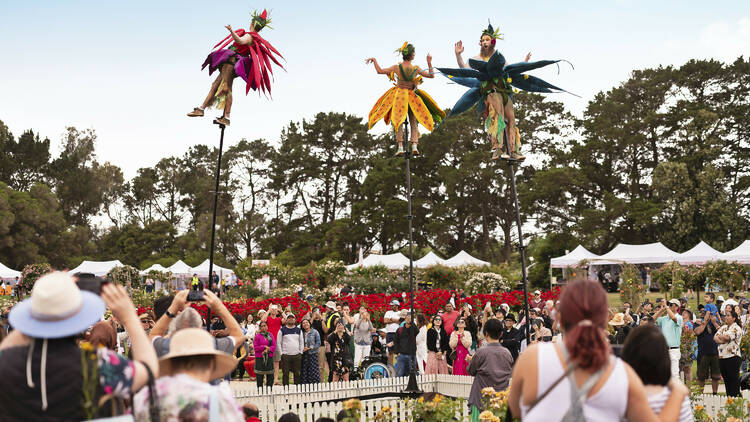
393, 314, 418, 377
425, 315, 451, 374
501, 314, 521, 362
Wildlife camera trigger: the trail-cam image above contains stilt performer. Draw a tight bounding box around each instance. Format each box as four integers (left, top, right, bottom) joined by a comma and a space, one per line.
187, 9, 284, 126
439, 22, 575, 160
366, 43, 445, 156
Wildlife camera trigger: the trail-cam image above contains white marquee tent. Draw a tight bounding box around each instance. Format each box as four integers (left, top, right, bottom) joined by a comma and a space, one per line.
140, 263, 169, 275
414, 251, 446, 268
68, 260, 124, 277
443, 250, 490, 268
190, 259, 233, 277
167, 260, 192, 275
676, 241, 727, 265
593, 243, 678, 265
550, 245, 601, 268
346, 253, 410, 270
0, 262, 21, 281
724, 240, 750, 264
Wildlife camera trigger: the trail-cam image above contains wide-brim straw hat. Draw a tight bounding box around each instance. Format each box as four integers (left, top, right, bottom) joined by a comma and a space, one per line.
9, 272, 105, 339
608, 313, 625, 326
159, 328, 237, 380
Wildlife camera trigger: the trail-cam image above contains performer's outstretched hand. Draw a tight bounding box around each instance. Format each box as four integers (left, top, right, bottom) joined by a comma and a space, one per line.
454, 41, 464, 55
225, 24, 233, 33
525, 52, 532, 62
426, 53, 432, 63
365, 57, 377, 65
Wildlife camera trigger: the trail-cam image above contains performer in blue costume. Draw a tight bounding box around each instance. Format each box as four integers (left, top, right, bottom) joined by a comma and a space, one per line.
440, 22, 575, 160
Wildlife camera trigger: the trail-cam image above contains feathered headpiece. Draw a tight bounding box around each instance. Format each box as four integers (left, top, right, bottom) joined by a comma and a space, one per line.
395, 42, 415, 58
481, 20, 503, 44
251, 9, 272, 31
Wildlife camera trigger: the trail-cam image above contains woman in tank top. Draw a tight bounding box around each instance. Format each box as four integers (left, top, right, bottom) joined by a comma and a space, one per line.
507, 280, 689, 422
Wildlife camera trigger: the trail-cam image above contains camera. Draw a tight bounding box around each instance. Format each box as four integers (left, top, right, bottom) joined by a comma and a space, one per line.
187, 290, 205, 302
75, 273, 109, 295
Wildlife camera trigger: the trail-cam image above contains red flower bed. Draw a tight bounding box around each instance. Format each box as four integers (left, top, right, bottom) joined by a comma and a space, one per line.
180, 288, 560, 324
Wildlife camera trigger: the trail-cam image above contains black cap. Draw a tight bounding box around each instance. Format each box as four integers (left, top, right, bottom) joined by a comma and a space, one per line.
504, 313, 516, 322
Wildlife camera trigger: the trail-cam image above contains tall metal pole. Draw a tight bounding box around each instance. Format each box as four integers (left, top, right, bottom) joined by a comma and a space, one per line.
206, 120, 226, 331
403, 120, 420, 393
503, 130, 531, 344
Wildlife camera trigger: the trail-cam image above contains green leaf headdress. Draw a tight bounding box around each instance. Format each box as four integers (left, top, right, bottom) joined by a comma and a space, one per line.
481, 20, 503, 43
251, 9, 272, 31
395, 42, 415, 58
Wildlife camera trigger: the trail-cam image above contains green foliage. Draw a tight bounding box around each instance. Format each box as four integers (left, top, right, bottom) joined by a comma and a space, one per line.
619, 263, 647, 308
106, 265, 142, 290
465, 272, 511, 294
701, 260, 746, 292
20, 263, 53, 292
651, 261, 687, 300
422, 265, 460, 289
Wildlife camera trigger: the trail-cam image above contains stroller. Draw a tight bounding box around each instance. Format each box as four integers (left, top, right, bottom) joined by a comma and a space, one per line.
351, 333, 396, 380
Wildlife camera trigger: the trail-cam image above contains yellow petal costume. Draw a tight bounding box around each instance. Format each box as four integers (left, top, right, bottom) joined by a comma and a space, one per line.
368, 64, 445, 132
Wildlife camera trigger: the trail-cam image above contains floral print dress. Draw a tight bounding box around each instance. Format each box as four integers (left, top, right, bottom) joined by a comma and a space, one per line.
717, 322, 743, 359
133, 373, 243, 422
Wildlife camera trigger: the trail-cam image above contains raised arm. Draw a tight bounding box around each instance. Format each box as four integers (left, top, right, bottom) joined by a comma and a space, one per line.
418, 54, 435, 78
226, 25, 252, 46
454, 41, 468, 68
204, 289, 244, 349
365, 58, 397, 75
150, 290, 188, 340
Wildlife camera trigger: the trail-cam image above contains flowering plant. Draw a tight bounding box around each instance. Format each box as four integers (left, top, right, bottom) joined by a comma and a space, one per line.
20, 263, 53, 292
466, 272, 511, 294
338, 398, 362, 422
478, 387, 516, 421
408, 394, 463, 422
716, 396, 750, 421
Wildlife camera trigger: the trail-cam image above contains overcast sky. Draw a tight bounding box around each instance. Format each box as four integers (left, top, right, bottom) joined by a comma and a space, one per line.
1, 1, 748, 178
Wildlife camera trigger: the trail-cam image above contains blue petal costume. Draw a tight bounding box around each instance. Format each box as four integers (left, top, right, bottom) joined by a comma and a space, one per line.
437, 50, 575, 158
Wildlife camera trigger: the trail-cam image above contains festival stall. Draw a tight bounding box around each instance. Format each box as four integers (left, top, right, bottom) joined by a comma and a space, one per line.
190, 259, 233, 278
676, 240, 728, 265
549, 245, 602, 268
140, 263, 169, 275
592, 242, 679, 264
414, 251, 446, 268
724, 240, 750, 264
167, 260, 193, 276
346, 253, 410, 270
0, 263, 21, 293
442, 250, 490, 268
68, 260, 124, 277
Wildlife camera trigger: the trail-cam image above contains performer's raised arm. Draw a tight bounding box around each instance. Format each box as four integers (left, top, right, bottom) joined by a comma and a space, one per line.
365, 58, 396, 75
225, 24, 252, 46
418, 54, 435, 78
454, 41, 468, 68
525, 52, 532, 62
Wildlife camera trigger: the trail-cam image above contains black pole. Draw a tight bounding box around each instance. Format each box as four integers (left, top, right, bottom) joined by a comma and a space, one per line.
402, 120, 421, 394
206, 120, 226, 331
502, 130, 531, 344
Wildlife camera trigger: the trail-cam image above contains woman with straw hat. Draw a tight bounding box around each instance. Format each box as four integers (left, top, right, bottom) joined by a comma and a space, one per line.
133, 327, 243, 421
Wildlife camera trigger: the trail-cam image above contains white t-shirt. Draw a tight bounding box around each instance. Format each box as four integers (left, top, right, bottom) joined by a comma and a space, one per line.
384, 310, 401, 333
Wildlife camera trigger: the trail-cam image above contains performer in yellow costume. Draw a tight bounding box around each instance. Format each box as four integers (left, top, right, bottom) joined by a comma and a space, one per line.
366, 43, 445, 155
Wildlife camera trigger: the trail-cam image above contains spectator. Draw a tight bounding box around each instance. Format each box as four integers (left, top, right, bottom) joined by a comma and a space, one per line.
703, 292, 718, 317
279, 314, 304, 386
714, 308, 743, 397
622, 302, 639, 326
415, 313, 428, 374
454, 304, 478, 350
300, 318, 321, 384
442, 303, 459, 336
145, 277, 154, 293
507, 280, 689, 421
310, 307, 328, 381
467, 318, 514, 420
529, 290, 544, 310
383, 300, 401, 364
190, 273, 200, 291
621, 325, 694, 422
394, 313, 418, 377
530, 318, 552, 343
327, 321, 352, 381
352, 308, 375, 369
501, 314, 521, 362
608, 312, 632, 345
371, 329, 387, 356
133, 328, 243, 422
425, 315, 450, 374
0, 272, 158, 420
278, 413, 302, 422
694, 308, 721, 394
253, 320, 275, 388
449, 318, 472, 376
679, 309, 695, 387
88, 320, 117, 351
654, 298, 683, 378
261, 305, 283, 384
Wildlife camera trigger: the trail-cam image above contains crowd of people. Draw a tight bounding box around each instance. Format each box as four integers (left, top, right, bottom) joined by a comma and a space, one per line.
2, 270, 746, 421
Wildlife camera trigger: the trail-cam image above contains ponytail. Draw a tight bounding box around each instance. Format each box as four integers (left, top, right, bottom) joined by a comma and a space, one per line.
558, 280, 610, 371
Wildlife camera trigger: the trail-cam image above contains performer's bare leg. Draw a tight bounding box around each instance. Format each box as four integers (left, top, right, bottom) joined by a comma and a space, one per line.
485, 93, 507, 159
395, 123, 405, 156
504, 99, 523, 159
214, 63, 235, 125
200, 75, 223, 109
408, 111, 420, 155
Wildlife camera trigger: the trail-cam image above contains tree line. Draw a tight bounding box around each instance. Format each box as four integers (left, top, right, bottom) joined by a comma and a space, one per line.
0, 57, 747, 287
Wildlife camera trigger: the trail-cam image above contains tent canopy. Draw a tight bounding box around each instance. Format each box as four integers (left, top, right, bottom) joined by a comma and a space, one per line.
676, 241, 727, 265
414, 251, 446, 269
190, 259, 232, 277
167, 260, 192, 275
346, 253, 410, 270
724, 240, 750, 264
69, 260, 124, 277
0, 262, 21, 280
550, 245, 601, 268
593, 243, 678, 265
140, 263, 169, 275
443, 251, 490, 268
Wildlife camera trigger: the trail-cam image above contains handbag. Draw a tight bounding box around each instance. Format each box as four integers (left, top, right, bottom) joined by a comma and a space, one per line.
90, 362, 158, 422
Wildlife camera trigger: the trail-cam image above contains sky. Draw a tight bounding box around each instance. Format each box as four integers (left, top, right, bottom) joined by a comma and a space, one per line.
1, 1, 749, 179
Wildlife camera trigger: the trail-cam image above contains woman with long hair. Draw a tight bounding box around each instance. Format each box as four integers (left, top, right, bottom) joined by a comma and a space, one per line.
425, 315, 450, 374
327, 321, 352, 382
714, 308, 743, 396
299, 319, 321, 384
253, 321, 275, 388
508, 280, 689, 421
449, 318, 472, 376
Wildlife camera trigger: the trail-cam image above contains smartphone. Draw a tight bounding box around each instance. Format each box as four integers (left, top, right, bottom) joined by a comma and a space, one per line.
187, 290, 205, 302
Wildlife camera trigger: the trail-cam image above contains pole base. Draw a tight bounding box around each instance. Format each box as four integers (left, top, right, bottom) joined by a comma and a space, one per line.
403, 368, 421, 394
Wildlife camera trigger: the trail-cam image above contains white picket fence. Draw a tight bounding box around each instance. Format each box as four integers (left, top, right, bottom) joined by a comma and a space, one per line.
231, 374, 473, 421
693, 391, 750, 419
